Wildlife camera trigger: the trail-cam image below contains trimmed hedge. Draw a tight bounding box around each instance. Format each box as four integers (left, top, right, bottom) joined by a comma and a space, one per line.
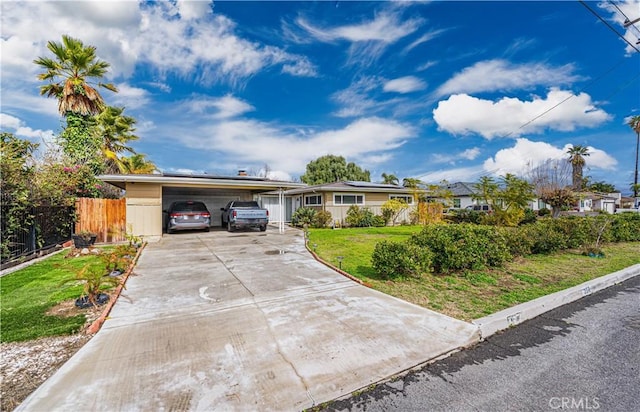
371, 214, 640, 278
409, 224, 511, 273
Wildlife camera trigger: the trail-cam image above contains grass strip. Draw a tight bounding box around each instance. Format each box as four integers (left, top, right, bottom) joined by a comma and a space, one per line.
308, 227, 640, 321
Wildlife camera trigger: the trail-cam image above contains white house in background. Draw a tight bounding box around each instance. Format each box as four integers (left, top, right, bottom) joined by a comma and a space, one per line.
576, 192, 618, 214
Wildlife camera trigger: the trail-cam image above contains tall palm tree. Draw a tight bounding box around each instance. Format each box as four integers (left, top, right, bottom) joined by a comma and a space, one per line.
95, 106, 139, 173
567, 145, 590, 191
381, 173, 399, 185
34, 35, 117, 116
118, 154, 157, 175
629, 115, 640, 198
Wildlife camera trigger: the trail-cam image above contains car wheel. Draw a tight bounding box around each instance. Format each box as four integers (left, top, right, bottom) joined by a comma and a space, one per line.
227, 221, 234, 232
260, 225, 267, 232
204, 226, 210, 232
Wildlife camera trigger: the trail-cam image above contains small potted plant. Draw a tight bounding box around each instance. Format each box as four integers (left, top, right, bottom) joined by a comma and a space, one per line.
72, 230, 97, 248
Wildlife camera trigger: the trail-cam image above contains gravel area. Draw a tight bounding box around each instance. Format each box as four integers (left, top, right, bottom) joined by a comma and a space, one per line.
0, 303, 102, 411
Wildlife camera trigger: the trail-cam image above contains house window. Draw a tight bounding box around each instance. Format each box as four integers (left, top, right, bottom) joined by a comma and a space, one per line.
334, 193, 364, 205
305, 195, 322, 206
453, 198, 461, 208
389, 195, 413, 204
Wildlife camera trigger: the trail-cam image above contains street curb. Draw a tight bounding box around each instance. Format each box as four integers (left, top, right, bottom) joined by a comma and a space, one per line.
472, 263, 640, 339
86, 243, 146, 334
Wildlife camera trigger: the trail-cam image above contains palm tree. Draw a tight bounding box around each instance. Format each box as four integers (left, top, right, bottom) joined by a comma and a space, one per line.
118, 154, 157, 174
567, 145, 590, 191
402, 177, 422, 188
95, 106, 139, 173
34, 35, 117, 116
629, 116, 640, 198
381, 173, 399, 185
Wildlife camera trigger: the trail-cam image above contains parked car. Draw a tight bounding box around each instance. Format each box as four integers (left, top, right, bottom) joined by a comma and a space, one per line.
220, 201, 269, 232
465, 204, 493, 213
165, 201, 211, 234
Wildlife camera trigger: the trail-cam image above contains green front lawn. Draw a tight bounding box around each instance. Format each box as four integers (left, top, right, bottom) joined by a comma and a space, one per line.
1, 248, 114, 343
308, 227, 640, 321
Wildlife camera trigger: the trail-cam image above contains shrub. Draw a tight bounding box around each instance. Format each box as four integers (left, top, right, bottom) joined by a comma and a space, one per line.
447, 209, 484, 224
312, 210, 333, 228
520, 208, 538, 225
610, 213, 640, 242
523, 221, 568, 254
372, 240, 432, 279
410, 224, 511, 273
381, 199, 408, 225
291, 207, 316, 227
538, 208, 551, 217
502, 226, 534, 257
345, 205, 377, 227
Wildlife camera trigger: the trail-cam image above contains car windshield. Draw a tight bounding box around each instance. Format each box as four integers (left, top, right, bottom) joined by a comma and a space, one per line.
171, 202, 208, 212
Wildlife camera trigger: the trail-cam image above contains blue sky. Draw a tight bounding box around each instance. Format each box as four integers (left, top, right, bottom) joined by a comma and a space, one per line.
2, 1, 639, 192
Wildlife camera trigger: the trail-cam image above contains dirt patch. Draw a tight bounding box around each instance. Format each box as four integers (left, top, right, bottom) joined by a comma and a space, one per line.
1, 301, 104, 412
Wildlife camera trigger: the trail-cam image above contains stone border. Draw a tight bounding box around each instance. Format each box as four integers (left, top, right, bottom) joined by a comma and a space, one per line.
472, 263, 640, 339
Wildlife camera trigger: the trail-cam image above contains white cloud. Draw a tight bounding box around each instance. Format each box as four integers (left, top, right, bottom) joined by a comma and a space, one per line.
483, 138, 617, 176
418, 165, 485, 184
0, 113, 56, 145
111, 83, 151, 110
0, 1, 314, 87
432, 88, 611, 139
183, 95, 255, 119
599, 0, 640, 55
166, 115, 415, 174
431, 147, 481, 164
416, 61, 438, 71
383, 76, 427, 93
296, 10, 422, 65
403, 29, 448, 53
176, 0, 212, 20
435, 59, 583, 97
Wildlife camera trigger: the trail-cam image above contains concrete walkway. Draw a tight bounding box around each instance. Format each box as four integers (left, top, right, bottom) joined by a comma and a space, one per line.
17, 227, 479, 411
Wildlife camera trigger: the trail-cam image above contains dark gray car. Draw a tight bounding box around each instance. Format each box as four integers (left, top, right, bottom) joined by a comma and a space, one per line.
165, 201, 211, 233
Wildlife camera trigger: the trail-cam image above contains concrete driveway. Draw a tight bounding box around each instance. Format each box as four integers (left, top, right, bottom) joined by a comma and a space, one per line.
18, 227, 479, 411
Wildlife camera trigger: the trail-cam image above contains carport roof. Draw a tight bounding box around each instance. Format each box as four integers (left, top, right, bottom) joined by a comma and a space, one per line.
98, 173, 307, 191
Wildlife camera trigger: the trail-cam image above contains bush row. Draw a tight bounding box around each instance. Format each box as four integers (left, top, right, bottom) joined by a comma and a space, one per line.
372, 213, 640, 279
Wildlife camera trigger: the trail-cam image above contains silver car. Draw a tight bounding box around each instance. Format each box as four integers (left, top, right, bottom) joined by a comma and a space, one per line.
165, 201, 211, 233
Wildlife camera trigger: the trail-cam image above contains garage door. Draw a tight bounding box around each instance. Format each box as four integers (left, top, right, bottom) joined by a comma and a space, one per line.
162, 187, 253, 228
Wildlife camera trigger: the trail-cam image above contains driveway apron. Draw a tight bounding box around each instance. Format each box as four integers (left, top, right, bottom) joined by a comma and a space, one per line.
17, 228, 479, 411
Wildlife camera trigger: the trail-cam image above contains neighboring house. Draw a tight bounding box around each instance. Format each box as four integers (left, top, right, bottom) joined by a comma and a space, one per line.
576, 192, 618, 213
440, 182, 478, 209
281, 181, 416, 225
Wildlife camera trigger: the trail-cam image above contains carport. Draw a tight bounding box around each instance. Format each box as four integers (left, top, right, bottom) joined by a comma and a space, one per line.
99, 173, 306, 242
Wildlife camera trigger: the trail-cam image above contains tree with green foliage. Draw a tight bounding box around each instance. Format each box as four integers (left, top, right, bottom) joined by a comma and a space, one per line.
34, 35, 117, 116
300, 155, 370, 185
94, 106, 139, 173
0, 133, 38, 259
587, 180, 617, 193
117, 154, 157, 174
473, 174, 535, 226
35, 35, 118, 172
381, 173, 399, 185
401, 177, 422, 188
567, 145, 590, 191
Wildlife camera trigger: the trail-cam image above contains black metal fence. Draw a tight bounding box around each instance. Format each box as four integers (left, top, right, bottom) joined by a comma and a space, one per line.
1, 205, 75, 265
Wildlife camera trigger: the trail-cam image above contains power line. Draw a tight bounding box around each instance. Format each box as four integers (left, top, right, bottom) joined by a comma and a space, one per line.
608, 0, 640, 37
580, 0, 640, 53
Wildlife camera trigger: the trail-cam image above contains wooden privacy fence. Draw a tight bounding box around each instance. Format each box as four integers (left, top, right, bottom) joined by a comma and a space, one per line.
75, 198, 126, 243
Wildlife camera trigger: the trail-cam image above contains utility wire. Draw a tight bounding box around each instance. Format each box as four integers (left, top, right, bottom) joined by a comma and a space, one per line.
608, 0, 640, 37
580, 0, 640, 53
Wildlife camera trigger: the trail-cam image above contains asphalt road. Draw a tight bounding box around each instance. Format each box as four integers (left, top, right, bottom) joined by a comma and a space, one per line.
324, 275, 640, 412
